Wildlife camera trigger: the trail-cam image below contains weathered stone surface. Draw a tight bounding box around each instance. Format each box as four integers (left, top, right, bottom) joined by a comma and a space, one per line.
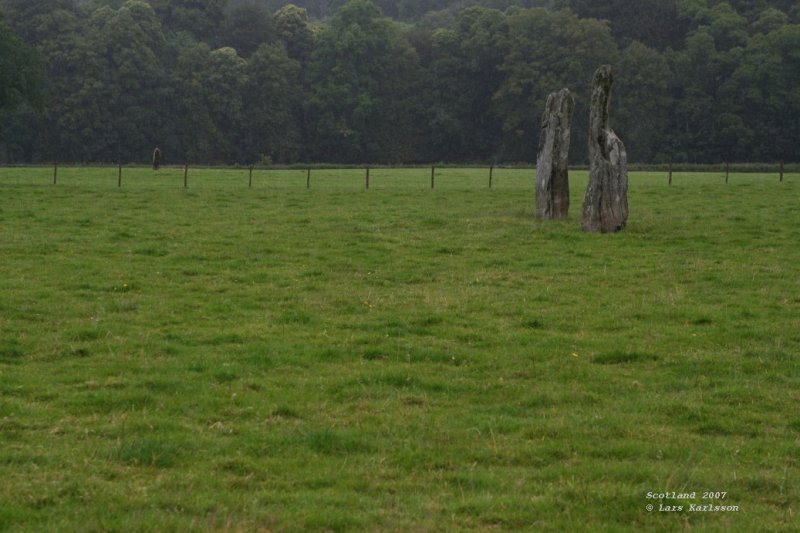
536, 88, 574, 220
582, 65, 628, 233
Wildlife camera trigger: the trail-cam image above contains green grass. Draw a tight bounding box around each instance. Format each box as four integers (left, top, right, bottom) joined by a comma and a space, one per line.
0, 167, 798, 531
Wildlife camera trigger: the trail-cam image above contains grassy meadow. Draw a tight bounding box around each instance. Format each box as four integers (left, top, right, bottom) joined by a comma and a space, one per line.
1, 166, 798, 531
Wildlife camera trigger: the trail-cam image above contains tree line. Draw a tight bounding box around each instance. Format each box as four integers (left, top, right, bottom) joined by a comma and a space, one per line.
0, 0, 798, 165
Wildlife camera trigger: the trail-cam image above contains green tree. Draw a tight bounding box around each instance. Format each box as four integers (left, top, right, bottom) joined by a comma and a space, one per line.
493, 8, 618, 162
0, 0, 85, 47
707, 1, 748, 50
83, 1, 170, 161
205, 46, 247, 163
667, 29, 722, 162
615, 41, 672, 162
425, 28, 471, 160
0, 16, 44, 118
751, 7, 789, 34
556, 0, 689, 50
0, 0, 94, 160
171, 43, 247, 164
665, 22, 755, 163
171, 42, 218, 163
219, 3, 276, 58
723, 23, 800, 161
148, 0, 227, 42
0, 15, 45, 162
2, 0, 799, 164
424, 6, 508, 161
676, 0, 712, 24
306, 0, 424, 162
242, 42, 302, 162
273, 4, 315, 65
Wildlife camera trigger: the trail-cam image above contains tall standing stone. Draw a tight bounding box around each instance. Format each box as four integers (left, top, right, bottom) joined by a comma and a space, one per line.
536, 88, 574, 220
152, 147, 161, 171
582, 65, 628, 233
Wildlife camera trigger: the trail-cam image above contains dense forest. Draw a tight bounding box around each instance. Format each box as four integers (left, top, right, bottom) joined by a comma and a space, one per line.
0, 0, 798, 165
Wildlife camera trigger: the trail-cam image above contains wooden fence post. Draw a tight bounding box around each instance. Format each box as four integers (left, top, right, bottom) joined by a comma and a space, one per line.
780, 161, 784, 182
53, 162, 58, 185
248, 165, 253, 189
118, 162, 122, 187
366, 167, 370, 189
306, 168, 310, 189
431, 166, 435, 189
725, 162, 729, 184
489, 166, 494, 189
668, 163, 672, 186
183, 164, 188, 188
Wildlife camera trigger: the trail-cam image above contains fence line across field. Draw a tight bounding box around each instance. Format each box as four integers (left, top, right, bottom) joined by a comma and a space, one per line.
0, 163, 793, 189
6, 163, 536, 189
170, 165, 506, 190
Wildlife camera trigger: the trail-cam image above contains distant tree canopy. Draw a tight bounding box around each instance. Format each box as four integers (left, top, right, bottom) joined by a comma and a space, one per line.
0, 15, 44, 114
0, 0, 797, 164
0, 12, 45, 161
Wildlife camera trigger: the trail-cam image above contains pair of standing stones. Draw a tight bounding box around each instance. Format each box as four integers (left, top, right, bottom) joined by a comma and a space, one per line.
535, 65, 628, 233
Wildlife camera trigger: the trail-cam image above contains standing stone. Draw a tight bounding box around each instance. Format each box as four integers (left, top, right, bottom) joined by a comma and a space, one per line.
536, 88, 574, 220
582, 65, 628, 233
152, 147, 161, 171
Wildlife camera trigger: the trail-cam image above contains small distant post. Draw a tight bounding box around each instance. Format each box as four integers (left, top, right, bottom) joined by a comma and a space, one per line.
366, 167, 370, 189
152, 147, 161, 171
431, 166, 435, 189
248, 165, 253, 189
668, 163, 672, 186
306, 168, 310, 189
118, 162, 122, 187
183, 163, 188, 188
725, 162, 729, 184
780, 161, 784, 182
53, 162, 58, 185
489, 165, 494, 189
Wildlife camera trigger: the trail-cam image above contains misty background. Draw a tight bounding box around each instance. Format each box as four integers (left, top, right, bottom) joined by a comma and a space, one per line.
1, 0, 798, 165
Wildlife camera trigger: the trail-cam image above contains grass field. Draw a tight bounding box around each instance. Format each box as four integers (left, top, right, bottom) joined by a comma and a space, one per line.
1, 167, 798, 531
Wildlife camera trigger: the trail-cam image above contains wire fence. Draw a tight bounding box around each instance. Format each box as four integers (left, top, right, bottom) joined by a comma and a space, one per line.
0, 165, 534, 191
0, 163, 793, 190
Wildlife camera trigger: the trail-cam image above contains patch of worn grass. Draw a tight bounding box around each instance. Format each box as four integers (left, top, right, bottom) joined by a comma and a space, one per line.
0, 167, 798, 530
